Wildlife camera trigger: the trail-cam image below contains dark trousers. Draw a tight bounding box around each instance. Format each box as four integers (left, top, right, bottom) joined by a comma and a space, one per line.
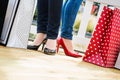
37, 0, 63, 39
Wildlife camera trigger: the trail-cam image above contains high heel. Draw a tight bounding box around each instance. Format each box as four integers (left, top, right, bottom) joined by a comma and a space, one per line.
27, 38, 47, 50
57, 37, 82, 58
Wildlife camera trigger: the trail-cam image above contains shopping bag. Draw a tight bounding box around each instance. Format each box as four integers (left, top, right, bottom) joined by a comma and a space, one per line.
83, 6, 120, 67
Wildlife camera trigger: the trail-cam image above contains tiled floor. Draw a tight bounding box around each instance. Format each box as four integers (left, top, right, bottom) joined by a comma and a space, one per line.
0, 46, 120, 80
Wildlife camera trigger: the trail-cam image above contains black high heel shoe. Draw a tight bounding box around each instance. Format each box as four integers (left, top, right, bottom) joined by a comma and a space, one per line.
27, 38, 47, 50
44, 48, 56, 55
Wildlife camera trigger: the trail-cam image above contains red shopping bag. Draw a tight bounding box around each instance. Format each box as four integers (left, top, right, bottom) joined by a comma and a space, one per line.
83, 6, 120, 67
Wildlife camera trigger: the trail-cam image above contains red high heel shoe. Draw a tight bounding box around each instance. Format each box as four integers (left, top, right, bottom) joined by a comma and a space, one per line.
57, 37, 82, 58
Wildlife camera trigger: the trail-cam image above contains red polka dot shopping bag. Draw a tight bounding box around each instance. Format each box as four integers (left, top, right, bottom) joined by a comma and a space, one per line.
83, 6, 120, 68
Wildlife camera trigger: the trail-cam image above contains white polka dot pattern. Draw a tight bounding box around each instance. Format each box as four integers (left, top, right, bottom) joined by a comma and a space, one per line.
83, 6, 120, 68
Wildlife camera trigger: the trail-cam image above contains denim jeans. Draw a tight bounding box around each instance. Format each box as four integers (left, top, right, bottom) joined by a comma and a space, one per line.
37, 0, 63, 39
61, 0, 83, 40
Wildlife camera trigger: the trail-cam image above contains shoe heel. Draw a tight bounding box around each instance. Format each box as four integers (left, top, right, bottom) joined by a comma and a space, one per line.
42, 42, 45, 50
56, 43, 60, 53
56, 39, 61, 53
41, 38, 47, 50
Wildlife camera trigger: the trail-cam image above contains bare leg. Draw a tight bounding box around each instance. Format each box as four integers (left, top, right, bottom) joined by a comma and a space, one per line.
32, 33, 46, 46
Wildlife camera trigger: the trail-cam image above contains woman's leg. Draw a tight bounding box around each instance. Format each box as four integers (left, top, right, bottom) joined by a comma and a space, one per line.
47, 0, 63, 39
32, 0, 48, 46
45, 0, 63, 50
60, 0, 83, 52
61, 0, 83, 40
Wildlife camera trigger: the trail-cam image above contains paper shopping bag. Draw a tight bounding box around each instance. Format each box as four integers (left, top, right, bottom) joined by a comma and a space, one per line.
83, 6, 120, 67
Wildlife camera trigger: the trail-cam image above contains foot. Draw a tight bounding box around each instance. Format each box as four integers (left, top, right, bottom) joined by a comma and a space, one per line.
45, 39, 56, 50
57, 37, 82, 58
27, 33, 46, 50
44, 39, 56, 55
31, 33, 46, 46
62, 38, 75, 53
44, 48, 56, 55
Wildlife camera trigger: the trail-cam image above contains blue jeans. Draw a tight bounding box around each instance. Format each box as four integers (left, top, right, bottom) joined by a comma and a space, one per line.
37, 0, 63, 39
61, 0, 83, 40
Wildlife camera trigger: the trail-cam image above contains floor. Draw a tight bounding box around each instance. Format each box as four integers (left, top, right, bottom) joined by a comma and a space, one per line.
0, 46, 120, 80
